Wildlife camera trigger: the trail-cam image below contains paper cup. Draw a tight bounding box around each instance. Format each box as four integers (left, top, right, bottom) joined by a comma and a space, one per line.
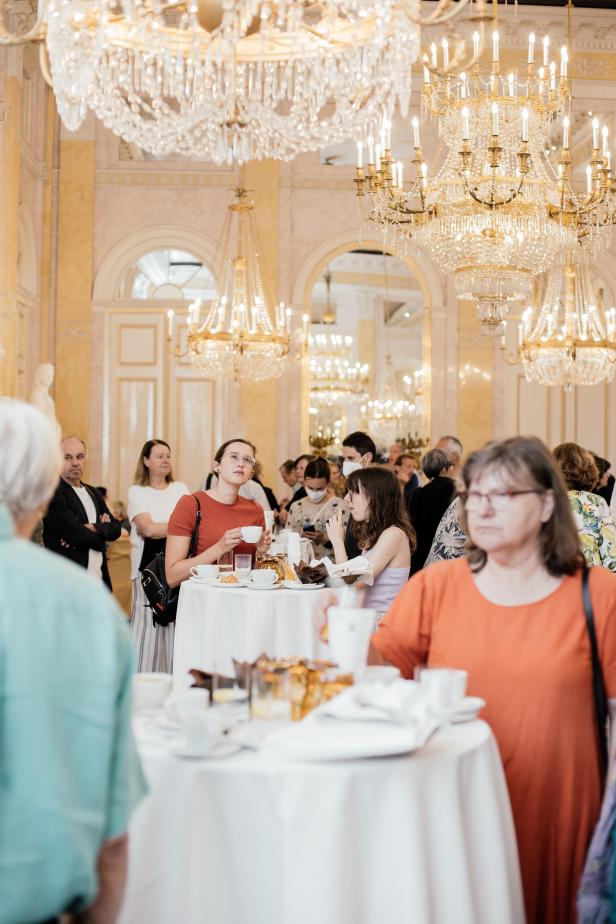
327, 606, 376, 680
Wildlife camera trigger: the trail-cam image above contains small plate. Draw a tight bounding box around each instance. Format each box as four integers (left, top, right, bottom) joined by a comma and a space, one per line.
189, 576, 218, 585
432, 696, 486, 723
214, 578, 249, 589
248, 582, 282, 591
282, 580, 324, 590
172, 741, 241, 760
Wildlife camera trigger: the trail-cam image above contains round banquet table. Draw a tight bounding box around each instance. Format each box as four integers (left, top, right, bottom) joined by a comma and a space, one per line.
118, 719, 525, 924
173, 581, 329, 685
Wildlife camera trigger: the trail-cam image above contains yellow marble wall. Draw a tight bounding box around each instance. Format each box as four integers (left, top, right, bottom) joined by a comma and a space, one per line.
39, 88, 57, 362
54, 130, 95, 441
457, 300, 494, 454
0, 53, 22, 396
239, 160, 280, 482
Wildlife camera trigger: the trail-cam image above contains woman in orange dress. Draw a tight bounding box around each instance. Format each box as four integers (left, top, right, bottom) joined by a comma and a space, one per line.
371, 436, 616, 924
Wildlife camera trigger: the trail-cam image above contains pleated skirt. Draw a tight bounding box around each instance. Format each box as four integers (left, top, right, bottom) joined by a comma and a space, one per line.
130, 577, 175, 674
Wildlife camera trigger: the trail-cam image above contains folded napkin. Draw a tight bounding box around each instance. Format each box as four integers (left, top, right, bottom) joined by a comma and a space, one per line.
309, 679, 432, 726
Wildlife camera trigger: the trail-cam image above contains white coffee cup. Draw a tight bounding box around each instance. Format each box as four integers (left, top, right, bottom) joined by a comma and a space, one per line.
174, 687, 210, 719
133, 672, 173, 712
251, 568, 277, 586
190, 564, 219, 581
417, 668, 468, 709
241, 526, 263, 544
181, 713, 221, 753
327, 606, 376, 680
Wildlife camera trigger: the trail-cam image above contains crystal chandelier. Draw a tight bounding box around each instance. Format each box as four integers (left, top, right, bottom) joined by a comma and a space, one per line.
355, 19, 581, 334
513, 250, 616, 388
360, 355, 420, 444
34, 0, 420, 164
309, 333, 370, 408
167, 188, 293, 382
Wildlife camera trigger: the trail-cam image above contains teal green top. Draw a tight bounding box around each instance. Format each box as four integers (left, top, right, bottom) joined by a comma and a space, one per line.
0, 505, 147, 924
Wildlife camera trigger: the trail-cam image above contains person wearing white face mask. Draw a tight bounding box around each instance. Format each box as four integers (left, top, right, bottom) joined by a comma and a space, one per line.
341, 431, 377, 558
287, 458, 349, 559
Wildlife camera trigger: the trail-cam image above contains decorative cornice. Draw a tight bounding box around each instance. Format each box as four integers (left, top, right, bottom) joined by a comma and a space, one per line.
95, 170, 235, 188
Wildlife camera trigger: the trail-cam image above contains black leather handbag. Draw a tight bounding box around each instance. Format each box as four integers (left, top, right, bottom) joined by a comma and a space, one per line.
582, 565, 609, 783
140, 494, 202, 628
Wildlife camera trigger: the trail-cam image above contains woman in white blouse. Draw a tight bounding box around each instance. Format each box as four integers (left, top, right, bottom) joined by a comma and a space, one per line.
128, 440, 189, 672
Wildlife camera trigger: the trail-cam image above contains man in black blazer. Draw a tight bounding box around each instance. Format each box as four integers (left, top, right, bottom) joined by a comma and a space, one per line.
43, 437, 121, 590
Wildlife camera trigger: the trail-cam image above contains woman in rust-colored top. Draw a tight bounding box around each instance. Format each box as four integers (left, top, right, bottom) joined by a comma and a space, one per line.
371, 437, 616, 924
165, 438, 269, 587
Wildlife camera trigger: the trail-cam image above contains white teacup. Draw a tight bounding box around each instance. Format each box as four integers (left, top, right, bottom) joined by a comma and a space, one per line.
417, 668, 468, 709
181, 713, 222, 753
190, 564, 219, 581
133, 672, 173, 712
251, 568, 277, 586
241, 526, 263, 544
170, 687, 210, 722
327, 606, 376, 680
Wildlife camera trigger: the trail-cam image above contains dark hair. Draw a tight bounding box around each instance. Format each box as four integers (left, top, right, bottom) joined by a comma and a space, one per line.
280, 459, 295, 475
96, 486, 108, 499
346, 465, 416, 553
304, 458, 331, 482
461, 436, 583, 576
342, 431, 377, 462
214, 438, 256, 465
294, 453, 315, 468
394, 453, 414, 467
134, 439, 175, 486
592, 454, 611, 480
553, 442, 599, 492
422, 448, 452, 480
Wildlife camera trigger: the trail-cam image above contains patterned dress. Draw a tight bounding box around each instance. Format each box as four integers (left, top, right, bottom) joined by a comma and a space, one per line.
424, 497, 468, 566
287, 494, 349, 559
568, 490, 616, 572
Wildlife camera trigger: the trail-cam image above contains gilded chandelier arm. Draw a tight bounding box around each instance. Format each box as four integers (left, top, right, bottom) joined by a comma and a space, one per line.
0, 0, 47, 44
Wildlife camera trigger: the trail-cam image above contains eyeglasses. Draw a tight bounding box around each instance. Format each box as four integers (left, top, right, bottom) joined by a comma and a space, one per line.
225, 451, 256, 468
460, 489, 544, 511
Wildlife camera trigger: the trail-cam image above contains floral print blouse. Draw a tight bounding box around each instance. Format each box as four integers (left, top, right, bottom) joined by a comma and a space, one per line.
569, 490, 616, 572
287, 494, 349, 560
424, 497, 468, 567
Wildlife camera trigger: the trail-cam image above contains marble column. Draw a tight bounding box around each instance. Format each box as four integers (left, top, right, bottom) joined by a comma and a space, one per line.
240, 160, 280, 484
54, 116, 95, 441
0, 48, 22, 397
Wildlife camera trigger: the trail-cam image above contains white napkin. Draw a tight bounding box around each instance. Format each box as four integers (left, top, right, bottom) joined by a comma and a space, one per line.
309, 679, 432, 726
312, 555, 375, 586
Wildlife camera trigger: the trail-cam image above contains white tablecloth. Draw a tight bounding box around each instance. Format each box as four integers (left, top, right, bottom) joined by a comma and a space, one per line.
173, 582, 329, 683
119, 720, 524, 924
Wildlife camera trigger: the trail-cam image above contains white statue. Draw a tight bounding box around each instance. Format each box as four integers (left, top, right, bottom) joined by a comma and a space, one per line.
29, 363, 61, 441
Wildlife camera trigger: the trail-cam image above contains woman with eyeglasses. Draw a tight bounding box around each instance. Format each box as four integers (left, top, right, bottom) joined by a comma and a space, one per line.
367, 437, 616, 924
165, 438, 271, 588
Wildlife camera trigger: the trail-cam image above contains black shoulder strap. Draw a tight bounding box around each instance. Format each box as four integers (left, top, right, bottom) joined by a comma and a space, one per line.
187, 493, 203, 559
582, 566, 609, 783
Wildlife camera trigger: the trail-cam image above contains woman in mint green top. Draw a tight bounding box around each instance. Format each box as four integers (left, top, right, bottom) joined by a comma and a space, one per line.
0, 400, 146, 924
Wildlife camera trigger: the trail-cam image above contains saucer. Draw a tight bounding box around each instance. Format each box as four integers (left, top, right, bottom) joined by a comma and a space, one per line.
172, 741, 241, 760
248, 582, 282, 591
214, 579, 249, 589
189, 576, 218, 585
432, 696, 486, 723
282, 580, 324, 590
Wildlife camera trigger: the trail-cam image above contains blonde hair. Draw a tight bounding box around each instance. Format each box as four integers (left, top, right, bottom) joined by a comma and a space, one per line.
133, 439, 175, 486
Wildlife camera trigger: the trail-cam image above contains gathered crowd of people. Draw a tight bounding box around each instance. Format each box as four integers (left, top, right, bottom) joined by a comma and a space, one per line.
2, 393, 616, 924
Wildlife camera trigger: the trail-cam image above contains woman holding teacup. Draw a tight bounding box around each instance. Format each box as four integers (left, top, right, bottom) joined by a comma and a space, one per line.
368, 436, 616, 924
165, 438, 271, 588
128, 439, 189, 673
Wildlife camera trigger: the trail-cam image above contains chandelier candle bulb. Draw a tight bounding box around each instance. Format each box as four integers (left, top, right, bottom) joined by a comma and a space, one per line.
357, 141, 363, 169
528, 33, 536, 65
375, 145, 381, 171
602, 126, 609, 157
543, 36, 550, 68
423, 58, 430, 85
167, 309, 174, 339
563, 116, 570, 150
508, 73, 515, 98
442, 38, 449, 69
368, 137, 375, 165
560, 47, 568, 78
473, 31, 480, 60
462, 107, 470, 141
431, 42, 437, 68
492, 31, 499, 64
592, 117, 599, 151
491, 103, 499, 136
397, 161, 404, 189
412, 117, 421, 149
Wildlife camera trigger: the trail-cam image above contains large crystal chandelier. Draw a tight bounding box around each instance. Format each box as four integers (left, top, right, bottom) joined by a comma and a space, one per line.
36, 0, 420, 164
167, 188, 291, 381
514, 250, 616, 388
355, 21, 580, 334
309, 333, 370, 407
360, 355, 419, 444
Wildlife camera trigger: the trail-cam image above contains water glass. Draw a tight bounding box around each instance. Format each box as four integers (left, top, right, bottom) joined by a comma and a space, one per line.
217, 550, 233, 574
234, 553, 252, 581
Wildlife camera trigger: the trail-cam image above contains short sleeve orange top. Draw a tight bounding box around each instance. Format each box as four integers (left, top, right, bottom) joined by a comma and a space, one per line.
167, 491, 265, 559
373, 558, 616, 924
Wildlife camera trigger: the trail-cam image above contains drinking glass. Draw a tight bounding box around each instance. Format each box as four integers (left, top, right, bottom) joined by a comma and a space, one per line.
234, 553, 252, 581
217, 550, 233, 574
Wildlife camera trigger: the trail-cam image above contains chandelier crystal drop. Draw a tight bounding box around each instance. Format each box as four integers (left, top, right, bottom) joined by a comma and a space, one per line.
355, 28, 582, 333
516, 251, 616, 387
169, 188, 290, 382
44, 0, 420, 163
309, 333, 370, 407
